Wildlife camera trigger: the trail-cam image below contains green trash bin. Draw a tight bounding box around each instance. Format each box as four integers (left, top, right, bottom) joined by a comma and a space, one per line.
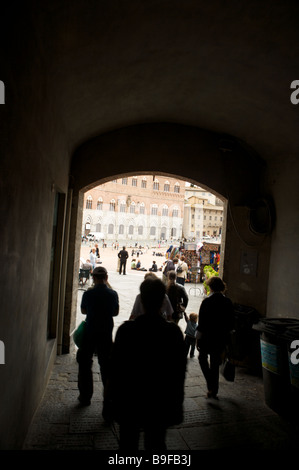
253, 318, 299, 417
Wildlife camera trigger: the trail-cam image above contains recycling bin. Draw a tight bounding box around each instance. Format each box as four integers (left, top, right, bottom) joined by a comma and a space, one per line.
253, 318, 299, 417
282, 326, 299, 416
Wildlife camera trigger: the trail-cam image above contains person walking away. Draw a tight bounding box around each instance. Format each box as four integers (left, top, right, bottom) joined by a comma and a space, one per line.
109, 277, 186, 451
196, 276, 234, 399
183, 312, 198, 358
76, 267, 119, 419
129, 273, 173, 321
166, 270, 189, 324
118, 246, 129, 275
176, 255, 188, 286
162, 257, 175, 284
89, 248, 97, 271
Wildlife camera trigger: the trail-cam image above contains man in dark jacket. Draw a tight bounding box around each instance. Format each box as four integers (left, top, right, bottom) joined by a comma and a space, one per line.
109, 277, 186, 451
118, 246, 129, 275
76, 266, 119, 412
196, 276, 235, 399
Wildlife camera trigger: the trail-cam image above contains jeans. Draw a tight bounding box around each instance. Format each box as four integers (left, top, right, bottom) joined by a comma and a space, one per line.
119, 260, 127, 274
77, 342, 112, 402
198, 348, 222, 396
184, 335, 196, 357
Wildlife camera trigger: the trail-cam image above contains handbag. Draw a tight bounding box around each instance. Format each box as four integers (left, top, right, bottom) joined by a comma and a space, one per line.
73, 320, 87, 348
221, 358, 235, 382
176, 263, 183, 274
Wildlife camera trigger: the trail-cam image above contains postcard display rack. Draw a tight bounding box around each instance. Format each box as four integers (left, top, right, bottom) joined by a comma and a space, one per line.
183, 243, 203, 296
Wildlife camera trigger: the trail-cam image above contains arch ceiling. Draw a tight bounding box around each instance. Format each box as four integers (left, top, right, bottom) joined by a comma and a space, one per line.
3, 0, 299, 159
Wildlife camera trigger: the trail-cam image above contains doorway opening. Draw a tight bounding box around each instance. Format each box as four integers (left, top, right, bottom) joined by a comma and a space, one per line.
73, 173, 227, 338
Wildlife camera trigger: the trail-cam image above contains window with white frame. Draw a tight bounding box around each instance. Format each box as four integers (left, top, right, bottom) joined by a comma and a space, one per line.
97, 198, 103, 210
86, 195, 92, 209
109, 199, 116, 211
162, 205, 168, 216
151, 204, 158, 215
153, 179, 159, 190
174, 183, 180, 193
139, 202, 145, 214
120, 201, 126, 212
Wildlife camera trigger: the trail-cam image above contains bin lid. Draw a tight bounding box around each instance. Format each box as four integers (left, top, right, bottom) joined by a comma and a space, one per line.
252, 318, 299, 336
281, 326, 299, 342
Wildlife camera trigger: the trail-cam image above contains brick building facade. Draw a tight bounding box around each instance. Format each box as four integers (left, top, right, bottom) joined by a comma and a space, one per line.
82, 175, 185, 245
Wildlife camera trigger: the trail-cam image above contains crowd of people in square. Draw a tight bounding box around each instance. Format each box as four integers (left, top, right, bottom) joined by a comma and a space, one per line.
75, 243, 235, 451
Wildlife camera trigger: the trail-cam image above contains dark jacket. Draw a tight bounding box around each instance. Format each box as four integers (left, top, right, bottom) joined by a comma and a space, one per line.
196, 292, 235, 352
110, 313, 186, 426
118, 249, 129, 261
167, 283, 189, 319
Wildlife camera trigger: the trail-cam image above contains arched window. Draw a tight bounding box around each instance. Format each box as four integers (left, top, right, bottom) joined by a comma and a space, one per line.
161, 227, 167, 239
97, 198, 103, 210
119, 225, 124, 235
130, 202, 136, 213
129, 225, 134, 235
151, 204, 158, 215
122, 178, 128, 185
95, 223, 101, 232
86, 195, 92, 209
153, 179, 159, 190
138, 226, 143, 235
109, 199, 116, 211
164, 181, 170, 192
162, 205, 168, 216
132, 177, 138, 187
172, 207, 179, 217
174, 183, 180, 193
171, 227, 177, 237
108, 224, 114, 234
141, 177, 147, 189
120, 201, 126, 212
150, 226, 156, 236
139, 202, 145, 214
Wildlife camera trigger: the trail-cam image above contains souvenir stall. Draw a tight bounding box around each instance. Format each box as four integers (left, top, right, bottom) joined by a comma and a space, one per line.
199, 241, 221, 281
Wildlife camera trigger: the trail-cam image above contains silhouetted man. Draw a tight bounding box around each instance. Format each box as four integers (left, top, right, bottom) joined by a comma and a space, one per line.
118, 246, 129, 274
76, 266, 119, 416
109, 277, 186, 451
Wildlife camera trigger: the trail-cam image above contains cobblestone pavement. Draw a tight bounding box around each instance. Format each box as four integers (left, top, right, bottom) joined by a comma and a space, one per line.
23, 262, 299, 452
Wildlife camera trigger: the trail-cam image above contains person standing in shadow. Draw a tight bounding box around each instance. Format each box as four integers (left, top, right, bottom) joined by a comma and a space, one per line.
196, 276, 235, 399
76, 267, 119, 419
109, 277, 186, 451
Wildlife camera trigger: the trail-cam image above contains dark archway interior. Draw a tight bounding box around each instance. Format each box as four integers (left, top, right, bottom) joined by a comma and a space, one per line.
1, 0, 299, 449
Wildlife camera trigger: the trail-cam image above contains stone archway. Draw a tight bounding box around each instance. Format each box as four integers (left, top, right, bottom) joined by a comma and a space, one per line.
62, 123, 271, 353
